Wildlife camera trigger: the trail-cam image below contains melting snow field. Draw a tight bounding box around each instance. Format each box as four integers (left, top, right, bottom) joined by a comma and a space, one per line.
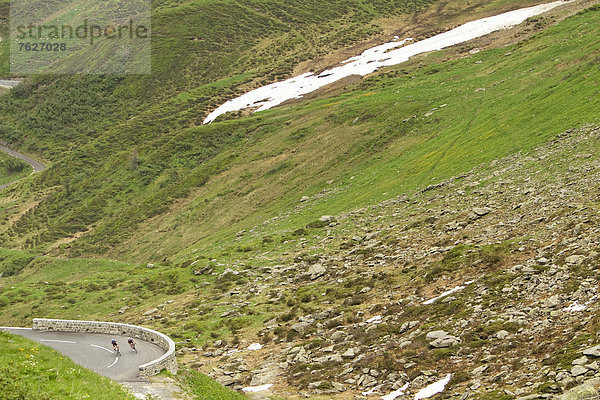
563, 295, 597, 312
414, 374, 452, 400
380, 375, 451, 400
381, 383, 409, 400
366, 315, 384, 324
247, 343, 263, 350
204, 1, 568, 124
423, 279, 477, 305
563, 302, 586, 312
242, 384, 273, 393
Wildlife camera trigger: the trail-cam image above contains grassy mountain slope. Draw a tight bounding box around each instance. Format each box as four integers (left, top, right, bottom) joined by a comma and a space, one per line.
136, 2, 600, 265
0, 0, 441, 154
1, 0, 597, 264
0, 0, 564, 261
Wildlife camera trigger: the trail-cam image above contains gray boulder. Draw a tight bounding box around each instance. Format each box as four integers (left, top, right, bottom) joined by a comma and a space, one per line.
341, 348, 356, 359
426, 330, 448, 340
472, 207, 492, 216
583, 345, 600, 357
430, 336, 460, 348
291, 322, 311, 335
496, 330, 510, 340
308, 264, 326, 280
565, 255, 585, 265
558, 377, 600, 399
570, 365, 589, 377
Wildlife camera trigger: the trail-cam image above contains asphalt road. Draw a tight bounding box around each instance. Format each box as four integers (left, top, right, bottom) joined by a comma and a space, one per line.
4, 328, 166, 382
0, 144, 46, 190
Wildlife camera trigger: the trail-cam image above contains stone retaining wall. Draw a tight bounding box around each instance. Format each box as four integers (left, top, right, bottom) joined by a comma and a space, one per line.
33, 318, 177, 378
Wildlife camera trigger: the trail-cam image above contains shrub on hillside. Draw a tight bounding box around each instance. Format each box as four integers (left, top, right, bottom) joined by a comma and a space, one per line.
1, 158, 27, 174
0, 253, 35, 277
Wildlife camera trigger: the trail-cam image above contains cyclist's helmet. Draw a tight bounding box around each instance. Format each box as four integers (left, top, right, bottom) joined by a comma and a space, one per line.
112, 339, 117, 344
127, 337, 133, 343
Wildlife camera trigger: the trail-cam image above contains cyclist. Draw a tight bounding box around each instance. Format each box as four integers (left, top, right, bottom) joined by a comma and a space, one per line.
111, 339, 120, 354
127, 337, 136, 352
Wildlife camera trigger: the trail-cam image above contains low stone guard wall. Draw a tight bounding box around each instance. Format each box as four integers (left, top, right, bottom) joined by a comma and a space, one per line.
33, 318, 177, 378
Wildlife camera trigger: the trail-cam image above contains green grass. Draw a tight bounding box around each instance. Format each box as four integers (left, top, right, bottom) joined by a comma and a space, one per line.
0, 152, 30, 186
0, 0, 440, 155
180, 368, 247, 400
473, 390, 513, 400
0, 248, 36, 278
0, 249, 274, 346
0, 331, 135, 399
0, 253, 196, 328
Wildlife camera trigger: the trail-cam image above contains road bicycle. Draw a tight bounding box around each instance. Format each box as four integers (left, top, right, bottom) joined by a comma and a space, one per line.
128, 338, 137, 352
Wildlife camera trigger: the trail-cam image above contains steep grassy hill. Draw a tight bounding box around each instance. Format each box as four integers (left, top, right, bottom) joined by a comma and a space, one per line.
0, 0, 564, 261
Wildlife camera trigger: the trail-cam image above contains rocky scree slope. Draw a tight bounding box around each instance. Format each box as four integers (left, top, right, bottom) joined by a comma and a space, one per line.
171, 125, 600, 399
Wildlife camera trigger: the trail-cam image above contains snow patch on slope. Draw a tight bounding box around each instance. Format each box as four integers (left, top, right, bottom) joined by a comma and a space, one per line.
415, 374, 452, 400
204, 1, 568, 124
423, 279, 477, 305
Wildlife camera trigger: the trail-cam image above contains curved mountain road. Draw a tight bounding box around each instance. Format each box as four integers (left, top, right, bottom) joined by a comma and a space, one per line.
3, 328, 166, 382
0, 145, 46, 190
